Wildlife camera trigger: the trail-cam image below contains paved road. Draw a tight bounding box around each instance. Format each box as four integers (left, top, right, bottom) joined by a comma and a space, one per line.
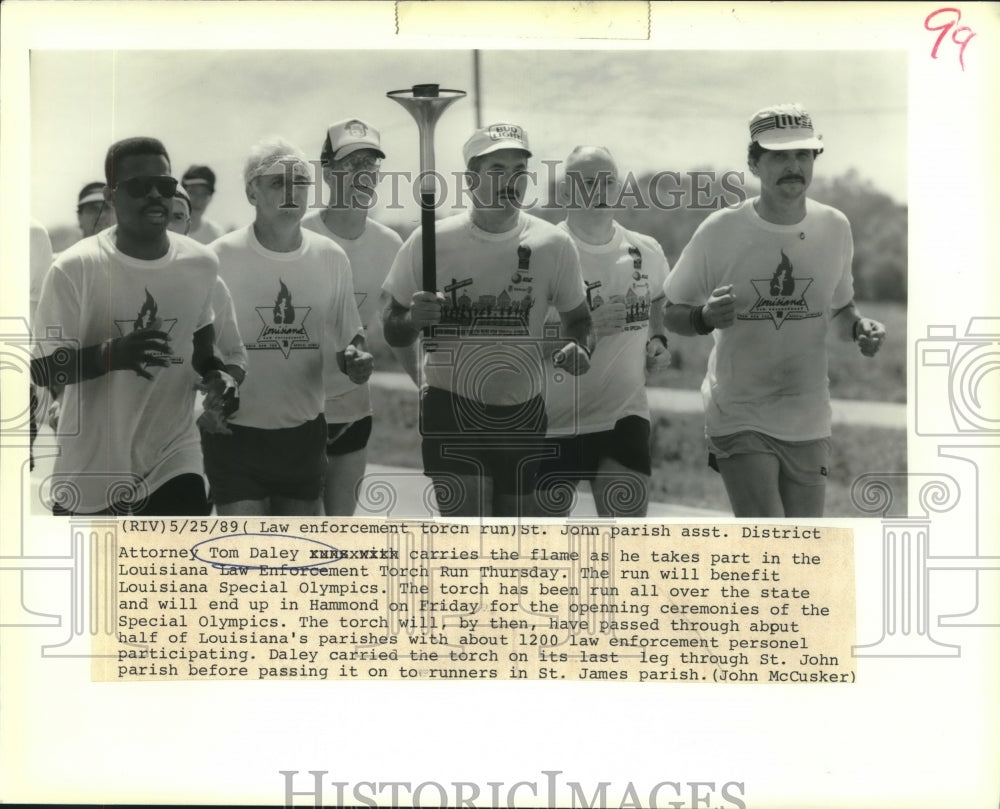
29, 372, 902, 518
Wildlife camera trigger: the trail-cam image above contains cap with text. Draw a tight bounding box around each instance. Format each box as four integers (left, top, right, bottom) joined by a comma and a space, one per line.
463, 123, 532, 165
749, 104, 824, 151
326, 118, 385, 162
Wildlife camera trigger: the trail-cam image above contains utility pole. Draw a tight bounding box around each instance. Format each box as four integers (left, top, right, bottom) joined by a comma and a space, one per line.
472, 50, 483, 129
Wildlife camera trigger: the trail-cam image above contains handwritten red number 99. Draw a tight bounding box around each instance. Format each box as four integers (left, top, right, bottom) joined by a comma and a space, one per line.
925, 7, 976, 71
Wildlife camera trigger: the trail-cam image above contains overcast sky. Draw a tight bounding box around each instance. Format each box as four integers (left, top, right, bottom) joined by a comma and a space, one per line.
31, 49, 905, 233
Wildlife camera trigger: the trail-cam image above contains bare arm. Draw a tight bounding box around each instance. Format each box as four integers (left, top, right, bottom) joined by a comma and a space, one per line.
381, 292, 442, 347
390, 343, 421, 386
662, 285, 736, 336
31, 329, 173, 388
335, 333, 374, 384
647, 295, 667, 342
645, 296, 671, 373
554, 301, 594, 376
832, 300, 886, 357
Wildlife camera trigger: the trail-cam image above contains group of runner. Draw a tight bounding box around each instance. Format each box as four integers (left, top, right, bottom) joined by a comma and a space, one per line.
30, 103, 886, 519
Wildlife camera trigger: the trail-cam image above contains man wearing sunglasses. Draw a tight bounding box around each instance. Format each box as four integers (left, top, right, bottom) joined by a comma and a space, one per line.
31, 136, 236, 516
301, 118, 415, 516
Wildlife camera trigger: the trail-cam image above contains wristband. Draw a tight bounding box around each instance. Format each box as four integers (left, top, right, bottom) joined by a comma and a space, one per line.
647, 334, 669, 350
196, 355, 228, 377
690, 306, 714, 335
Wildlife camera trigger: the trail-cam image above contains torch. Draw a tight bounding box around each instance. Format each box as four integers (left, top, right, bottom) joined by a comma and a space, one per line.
387, 84, 466, 342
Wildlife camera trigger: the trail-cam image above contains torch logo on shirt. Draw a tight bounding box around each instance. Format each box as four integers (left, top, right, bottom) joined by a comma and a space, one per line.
739, 249, 821, 329
254, 279, 312, 358
114, 288, 181, 364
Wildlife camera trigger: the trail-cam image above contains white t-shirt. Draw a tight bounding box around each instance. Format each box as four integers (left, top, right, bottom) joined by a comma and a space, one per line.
382, 212, 586, 406
212, 225, 363, 429
32, 228, 217, 512
663, 197, 855, 441
301, 211, 402, 422
29, 219, 53, 325
545, 221, 669, 435
211, 277, 247, 372
189, 218, 225, 246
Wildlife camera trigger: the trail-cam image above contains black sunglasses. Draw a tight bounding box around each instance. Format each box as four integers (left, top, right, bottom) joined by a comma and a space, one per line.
115, 176, 179, 198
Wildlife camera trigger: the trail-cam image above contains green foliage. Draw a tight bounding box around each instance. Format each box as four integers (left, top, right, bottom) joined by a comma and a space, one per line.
367, 385, 907, 518
526, 166, 908, 303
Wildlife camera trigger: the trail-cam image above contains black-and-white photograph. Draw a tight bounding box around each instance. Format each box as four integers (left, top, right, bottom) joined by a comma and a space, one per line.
27, 47, 906, 519
4, 4, 997, 809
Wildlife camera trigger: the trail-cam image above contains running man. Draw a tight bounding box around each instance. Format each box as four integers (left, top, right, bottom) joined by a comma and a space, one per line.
203, 138, 372, 516
75, 181, 116, 239
382, 123, 592, 518
662, 104, 886, 517
31, 136, 234, 515
534, 146, 671, 517
181, 165, 226, 244
302, 118, 415, 515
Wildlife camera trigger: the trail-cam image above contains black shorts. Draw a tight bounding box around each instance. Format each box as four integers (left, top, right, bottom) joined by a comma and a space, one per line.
537, 415, 652, 489
326, 415, 373, 456
202, 414, 327, 505
420, 386, 548, 496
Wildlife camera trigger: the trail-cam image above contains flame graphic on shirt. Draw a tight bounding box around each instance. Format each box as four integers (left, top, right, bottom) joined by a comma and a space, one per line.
273, 279, 296, 324
134, 288, 158, 331
769, 250, 795, 296
740, 249, 821, 329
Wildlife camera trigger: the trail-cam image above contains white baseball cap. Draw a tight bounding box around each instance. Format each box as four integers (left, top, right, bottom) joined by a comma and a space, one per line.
326, 118, 385, 162
462, 123, 532, 165
749, 103, 824, 151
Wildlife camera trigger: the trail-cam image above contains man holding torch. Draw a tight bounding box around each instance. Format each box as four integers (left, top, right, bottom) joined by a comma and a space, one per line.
382, 122, 593, 518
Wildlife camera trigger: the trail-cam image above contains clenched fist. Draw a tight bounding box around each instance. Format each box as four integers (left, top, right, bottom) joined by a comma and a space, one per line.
409, 291, 444, 330
344, 343, 374, 384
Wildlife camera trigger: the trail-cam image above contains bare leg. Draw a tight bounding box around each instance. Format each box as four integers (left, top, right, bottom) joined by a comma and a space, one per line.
778, 474, 826, 518
716, 453, 784, 518
432, 473, 491, 517
272, 496, 323, 516
324, 448, 367, 516
592, 457, 649, 518
216, 498, 269, 516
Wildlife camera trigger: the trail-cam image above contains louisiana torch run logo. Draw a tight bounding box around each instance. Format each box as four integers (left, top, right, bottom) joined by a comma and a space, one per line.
254, 279, 312, 358
739, 249, 821, 329
114, 287, 181, 364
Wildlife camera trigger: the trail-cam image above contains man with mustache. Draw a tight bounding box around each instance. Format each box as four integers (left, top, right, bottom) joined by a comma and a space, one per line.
534, 146, 672, 518
302, 118, 415, 516
662, 104, 887, 518
382, 122, 593, 518
31, 136, 232, 515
